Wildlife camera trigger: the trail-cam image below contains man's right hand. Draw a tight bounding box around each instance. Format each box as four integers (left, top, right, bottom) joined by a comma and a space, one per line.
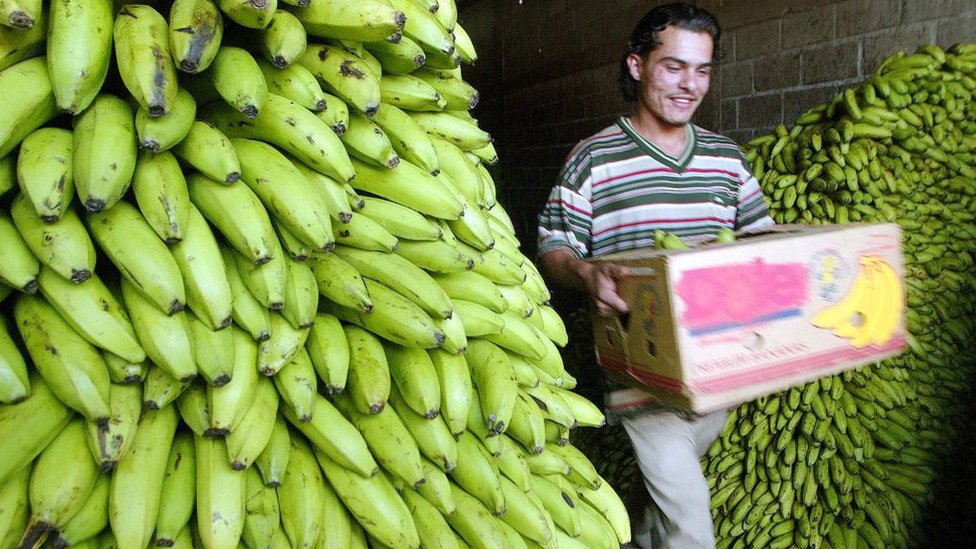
538, 248, 632, 318
580, 261, 632, 318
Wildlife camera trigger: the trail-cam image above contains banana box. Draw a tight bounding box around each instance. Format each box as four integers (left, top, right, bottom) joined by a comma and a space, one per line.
589, 222, 906, 414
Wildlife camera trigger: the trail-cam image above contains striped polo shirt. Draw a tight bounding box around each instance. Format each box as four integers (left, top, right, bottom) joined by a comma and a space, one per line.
537, 116, 774, 418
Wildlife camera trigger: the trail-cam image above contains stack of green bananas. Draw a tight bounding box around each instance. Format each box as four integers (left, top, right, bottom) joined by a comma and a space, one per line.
573, 42, 976, 549
0, 1, 632, 548
714, 42, 976, 549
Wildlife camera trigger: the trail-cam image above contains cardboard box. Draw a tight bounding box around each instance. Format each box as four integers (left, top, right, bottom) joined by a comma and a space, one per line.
590, 223, 907, 414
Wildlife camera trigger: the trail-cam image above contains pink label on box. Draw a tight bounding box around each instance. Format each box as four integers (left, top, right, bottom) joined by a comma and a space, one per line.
675, 259, 808, 334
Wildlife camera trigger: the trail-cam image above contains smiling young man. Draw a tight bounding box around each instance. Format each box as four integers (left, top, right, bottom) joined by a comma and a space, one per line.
536, 3, 772, 548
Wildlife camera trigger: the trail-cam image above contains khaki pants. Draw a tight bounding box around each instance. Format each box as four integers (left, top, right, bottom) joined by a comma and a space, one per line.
621, 408, 729, 549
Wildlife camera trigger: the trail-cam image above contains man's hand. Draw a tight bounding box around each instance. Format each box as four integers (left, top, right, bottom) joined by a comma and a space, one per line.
580, 261, 632, 317
538, 248, 632, 318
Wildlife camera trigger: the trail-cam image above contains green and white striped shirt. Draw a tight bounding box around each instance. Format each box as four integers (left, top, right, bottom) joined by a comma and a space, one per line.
537, 117, 773, 418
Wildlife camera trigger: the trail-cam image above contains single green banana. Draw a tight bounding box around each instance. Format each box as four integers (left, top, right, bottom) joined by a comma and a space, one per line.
0, 371, 73, 486
16, 126, 74, 222
289, 0, 405, 43
304, 312, 349, 395
71, 93, 138, 212
83, 381, 142, 473
271, 346, 317, 422
0, 209, 40, 293
277, 436, 326, 548
194, 434, 247, 549
226, 375, 278, 470
298, 43, 382, 117
257, 8, 306, 68
153, 430, 196, 546
187, 171, 279, 266
207, 326, 259, 436
13, 293, 111, 422
0, 56, 58, 158
135, 86, 198, 152
168, 0, 224, 74
120, 277, 197, 383
113, 4, 179, 117
108, 404, 179, 549
19, 418, 101, 549
171, 120, 241, 184
379, 73, 446, 112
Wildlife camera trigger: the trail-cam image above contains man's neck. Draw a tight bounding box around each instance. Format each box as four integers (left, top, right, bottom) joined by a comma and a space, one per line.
628, 114, 689, 157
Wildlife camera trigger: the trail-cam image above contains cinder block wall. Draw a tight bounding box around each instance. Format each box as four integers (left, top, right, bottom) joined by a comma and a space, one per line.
455, 0, 976, 255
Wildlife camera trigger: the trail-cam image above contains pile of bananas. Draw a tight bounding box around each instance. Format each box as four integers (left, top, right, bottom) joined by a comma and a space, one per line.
0, 1, 631, 548
711, 44, 976, 548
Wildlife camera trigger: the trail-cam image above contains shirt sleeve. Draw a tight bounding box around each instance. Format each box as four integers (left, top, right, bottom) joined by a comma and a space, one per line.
536, 150, 595, 259
734, 151, 775, 233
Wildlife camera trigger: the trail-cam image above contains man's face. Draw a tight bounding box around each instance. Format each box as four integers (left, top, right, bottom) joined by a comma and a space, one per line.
626, 26, 714, 128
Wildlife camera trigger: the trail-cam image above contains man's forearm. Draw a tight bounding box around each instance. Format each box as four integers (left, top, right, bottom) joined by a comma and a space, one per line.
538, 248, 593, 293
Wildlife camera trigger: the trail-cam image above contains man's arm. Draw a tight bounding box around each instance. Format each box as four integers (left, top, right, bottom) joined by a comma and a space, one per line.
538, 248, 632, 318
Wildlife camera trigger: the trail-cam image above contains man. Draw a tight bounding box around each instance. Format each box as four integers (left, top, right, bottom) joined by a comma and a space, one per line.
536, 3, 773, 548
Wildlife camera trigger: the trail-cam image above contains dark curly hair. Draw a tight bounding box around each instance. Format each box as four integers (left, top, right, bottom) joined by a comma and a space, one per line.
617, 3, 721, 102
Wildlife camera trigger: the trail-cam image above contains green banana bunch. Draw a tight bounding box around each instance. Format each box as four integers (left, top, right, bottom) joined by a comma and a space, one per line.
257, 56, 328, 111
187, 171, 279, 266
202, 45, 268, 118
363, 35, 426, 75
277, 435, 326, 548
0, 5, 44, 72
113, 4, 179, 117
216, 0, 276, 29
226, 374, 279, 470
355, 195, 443, 241
168, 0, 224, 74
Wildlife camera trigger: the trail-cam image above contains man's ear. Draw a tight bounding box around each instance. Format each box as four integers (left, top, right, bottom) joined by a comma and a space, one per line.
626, 53, 643, 81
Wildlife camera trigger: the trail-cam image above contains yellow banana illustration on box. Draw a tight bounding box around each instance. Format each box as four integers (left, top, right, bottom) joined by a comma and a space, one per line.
16, 126, 74, 222
168, 0, 224, 74
810, 255, 904, 348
